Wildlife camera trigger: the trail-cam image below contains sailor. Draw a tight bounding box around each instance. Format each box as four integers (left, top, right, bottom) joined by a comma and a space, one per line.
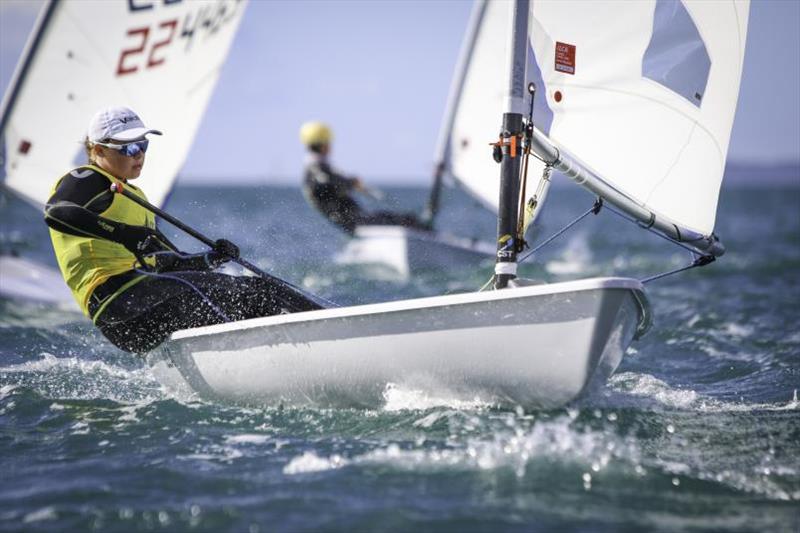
45, 106, 322, 354
299, 121, 428, 235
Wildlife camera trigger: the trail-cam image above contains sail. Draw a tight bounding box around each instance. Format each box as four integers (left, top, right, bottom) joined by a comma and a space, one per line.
440, 0, 550, 213
530, 0, 749, 235
0, 0, 247, 208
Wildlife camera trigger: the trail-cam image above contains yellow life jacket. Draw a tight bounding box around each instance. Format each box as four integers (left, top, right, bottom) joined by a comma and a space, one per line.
48, 165, 155, 316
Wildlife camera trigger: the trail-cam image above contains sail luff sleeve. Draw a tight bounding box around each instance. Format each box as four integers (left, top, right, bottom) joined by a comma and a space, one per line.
425, 0, 489, 222
0, 0, 57, 137
432, 0, 488, 167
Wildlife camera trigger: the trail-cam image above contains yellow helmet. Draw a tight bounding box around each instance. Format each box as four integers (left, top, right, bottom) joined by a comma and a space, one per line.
299, 121, 333, 147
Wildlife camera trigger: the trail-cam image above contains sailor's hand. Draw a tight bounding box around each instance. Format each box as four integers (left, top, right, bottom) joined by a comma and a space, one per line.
118, 225, 168, 256
206, 239, 240, 267
214, 239, 240, 260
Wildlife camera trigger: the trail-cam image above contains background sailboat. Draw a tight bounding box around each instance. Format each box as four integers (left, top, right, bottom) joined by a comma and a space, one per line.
336, 0, 553, 279
0, 0, 247, 304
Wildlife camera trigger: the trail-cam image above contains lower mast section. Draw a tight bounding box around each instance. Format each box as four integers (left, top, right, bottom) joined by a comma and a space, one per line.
494, 112, 524, 289
494, 0, 529, 289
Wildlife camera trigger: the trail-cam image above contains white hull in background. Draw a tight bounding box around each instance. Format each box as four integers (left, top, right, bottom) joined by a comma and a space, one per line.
0, 255, 76, 309
148, 278, 650, 408
334, 225, 495, 279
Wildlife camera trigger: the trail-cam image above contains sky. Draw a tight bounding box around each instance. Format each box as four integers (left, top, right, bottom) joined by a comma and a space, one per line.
1, 0, 799, 185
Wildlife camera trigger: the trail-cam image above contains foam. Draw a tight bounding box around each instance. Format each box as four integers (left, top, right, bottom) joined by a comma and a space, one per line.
381, 382, 491, 412
283, 451, 347, 474
283, 416, 640, 480
224, 434, 271, 445
1, 352, 166, 404
0, 385, 16, 401
22, 507, 58, 524
181, 445, 243, 464
610, 373, 698, 408
722, 322, 755, 338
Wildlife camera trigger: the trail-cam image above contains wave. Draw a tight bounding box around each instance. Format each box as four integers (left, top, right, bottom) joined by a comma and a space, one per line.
609, 372, 799, 412
283, 415, 641, 481
0, 352, 166, 404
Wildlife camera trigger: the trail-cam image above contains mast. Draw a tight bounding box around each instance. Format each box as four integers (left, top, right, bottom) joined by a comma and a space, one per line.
493, 0, 529, 289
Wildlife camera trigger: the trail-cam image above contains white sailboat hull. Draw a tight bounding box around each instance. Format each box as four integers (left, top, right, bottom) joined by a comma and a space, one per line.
149, 277, 650, 408
0, 255, 77, 309
334, 225, 495, 278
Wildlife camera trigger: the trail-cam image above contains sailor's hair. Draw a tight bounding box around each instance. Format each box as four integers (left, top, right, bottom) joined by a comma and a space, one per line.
83, 136, 95, 164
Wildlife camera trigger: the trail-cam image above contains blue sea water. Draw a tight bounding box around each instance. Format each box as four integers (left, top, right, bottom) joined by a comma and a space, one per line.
1, 177, 798, 532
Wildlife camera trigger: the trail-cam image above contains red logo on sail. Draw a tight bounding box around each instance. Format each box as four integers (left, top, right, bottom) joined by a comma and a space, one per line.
555, 42, 576, 75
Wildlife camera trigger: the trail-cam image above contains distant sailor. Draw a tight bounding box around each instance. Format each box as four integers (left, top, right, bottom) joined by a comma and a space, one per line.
299, 121, 428, 235
45, 106, 322, 353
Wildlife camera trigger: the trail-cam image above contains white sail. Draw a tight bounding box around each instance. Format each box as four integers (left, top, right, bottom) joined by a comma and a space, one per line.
530, 0, 749, 235
1, 0, 247, 208
441, 0, 748, 238
441, 0, 554, 213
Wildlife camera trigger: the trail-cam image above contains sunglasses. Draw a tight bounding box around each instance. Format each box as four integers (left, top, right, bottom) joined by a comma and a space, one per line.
95, 139, 149, 157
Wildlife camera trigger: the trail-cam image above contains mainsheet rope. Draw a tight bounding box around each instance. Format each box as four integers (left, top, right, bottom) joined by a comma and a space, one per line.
600, 204, 715, 283
483, 196, 716, 287
132, 250, 232, 322
517, 199, 602, 264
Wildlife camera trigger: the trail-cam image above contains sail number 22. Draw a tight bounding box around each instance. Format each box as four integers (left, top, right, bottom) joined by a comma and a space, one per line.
116, 20, 177, 76
116, 0, 241, 77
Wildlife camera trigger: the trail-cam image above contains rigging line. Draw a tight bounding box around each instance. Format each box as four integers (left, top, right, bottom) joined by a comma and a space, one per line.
529, 151, 546, 164
603, 203, 707, 256
601, 204, 717, 282
517, 83, 538, 242
517, 200, 600, 264
516, 143, 532, 241
478, 275, 495, 292
641, 255, 715, 284
132, 250, 232, 322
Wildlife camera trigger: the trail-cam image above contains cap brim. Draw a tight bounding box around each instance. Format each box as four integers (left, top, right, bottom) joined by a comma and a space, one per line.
109, 128, 163, 142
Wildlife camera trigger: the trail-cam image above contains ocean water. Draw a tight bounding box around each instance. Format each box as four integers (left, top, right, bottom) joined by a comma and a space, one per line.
1, 178, 798, 532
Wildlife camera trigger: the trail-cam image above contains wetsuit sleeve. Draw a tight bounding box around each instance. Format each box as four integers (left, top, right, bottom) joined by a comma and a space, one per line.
325, 164, 358, 193
44, 169, 173, 255
308, 161, 356, 193
44, 168, 219, 273
44, 169, 129, 242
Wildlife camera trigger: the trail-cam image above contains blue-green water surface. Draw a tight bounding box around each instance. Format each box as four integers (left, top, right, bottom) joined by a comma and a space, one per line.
1, 178, 798, 532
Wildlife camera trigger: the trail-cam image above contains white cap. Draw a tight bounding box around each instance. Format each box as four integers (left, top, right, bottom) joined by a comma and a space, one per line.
87, 106, 162, 143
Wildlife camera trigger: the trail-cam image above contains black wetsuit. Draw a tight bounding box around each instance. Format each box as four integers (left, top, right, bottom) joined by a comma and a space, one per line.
302, 157, 425, 235
45, 169, 323, 354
